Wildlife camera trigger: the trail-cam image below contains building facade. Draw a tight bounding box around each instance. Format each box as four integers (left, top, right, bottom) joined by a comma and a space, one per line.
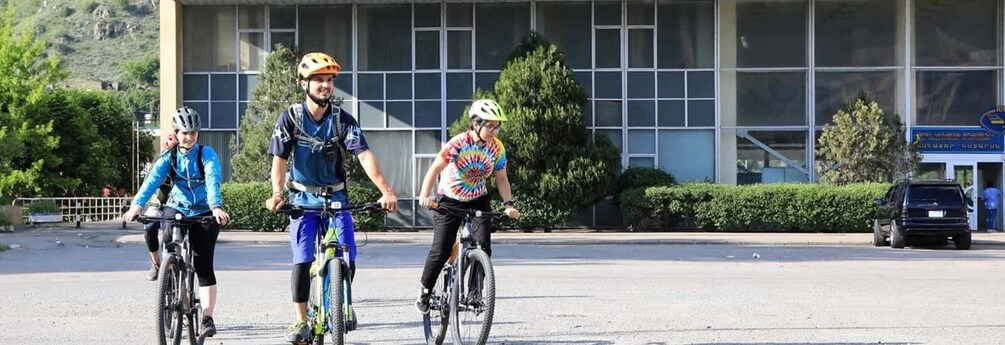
160, 0, 1005, 229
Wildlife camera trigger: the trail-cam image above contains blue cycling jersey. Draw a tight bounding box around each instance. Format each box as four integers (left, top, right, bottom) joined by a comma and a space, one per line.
133, 144, 224, 217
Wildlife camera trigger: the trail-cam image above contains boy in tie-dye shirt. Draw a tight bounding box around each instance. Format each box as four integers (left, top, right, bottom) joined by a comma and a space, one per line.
414, 99, 522, 314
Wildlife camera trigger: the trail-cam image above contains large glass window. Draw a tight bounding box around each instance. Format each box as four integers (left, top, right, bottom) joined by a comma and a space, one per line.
736, 72, 806, 126
815, 0, 897, 67
358, 5, 411, 71
475, 3, 530, 70
916, 70, 997, 126
659, 130, 715, 182
183, 6, 237, 72
657, 0, 714, 69
299, 5, 353, 70
915, 0, 1000, 66
815, 71, 897, 125
732, 1, 807, 68
736, 131, 808, 184
536, 2, 592, 69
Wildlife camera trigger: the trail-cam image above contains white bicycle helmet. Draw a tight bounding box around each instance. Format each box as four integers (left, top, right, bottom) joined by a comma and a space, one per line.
172, 106, 201, 132
467, 99, 507, 122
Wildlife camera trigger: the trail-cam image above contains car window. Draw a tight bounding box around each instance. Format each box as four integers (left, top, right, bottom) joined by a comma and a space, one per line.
883, 186, 896, 201
906, 185, 964, 206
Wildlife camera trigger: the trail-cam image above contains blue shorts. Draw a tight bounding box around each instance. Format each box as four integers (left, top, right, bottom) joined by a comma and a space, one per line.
289, 211, 357, 264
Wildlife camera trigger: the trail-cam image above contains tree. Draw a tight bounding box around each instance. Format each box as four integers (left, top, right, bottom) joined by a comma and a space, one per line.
450, 32, 622, 229
817, 94, 921, 184
70, 89, 154, 192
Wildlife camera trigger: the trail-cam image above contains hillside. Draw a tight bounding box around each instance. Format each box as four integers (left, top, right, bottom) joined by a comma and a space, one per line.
4, 0, 158, 83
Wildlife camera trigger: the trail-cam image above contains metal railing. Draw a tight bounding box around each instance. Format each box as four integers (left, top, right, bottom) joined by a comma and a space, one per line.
12, 197, 133, 225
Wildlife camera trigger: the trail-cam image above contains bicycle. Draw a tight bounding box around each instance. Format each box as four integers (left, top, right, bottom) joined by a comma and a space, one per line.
276, 201, 384, 345
137, 213, 217, 345
422, 202, 507, 345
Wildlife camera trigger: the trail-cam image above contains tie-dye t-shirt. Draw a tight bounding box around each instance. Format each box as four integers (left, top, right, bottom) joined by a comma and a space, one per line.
437, 132, 507, 202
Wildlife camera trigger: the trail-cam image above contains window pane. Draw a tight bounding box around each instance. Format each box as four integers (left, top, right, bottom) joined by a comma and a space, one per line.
387, 101, 413, 128
628, 29, 654, 68
476, 72, 498, 93
658, 100, 685, 127
362, 131, 413, 197
599, 129, 623, 151
240, 32, 266, 71
238, 74, 257, 101
815, 71, 896, 126
628, 0, 655, 25
416, 130, 443, 154
628, 130, 656, 154
737, 72, 806, 126
448, 31, 472, 69
358, 73, 383, 100
659, 130, 714, 182
688, 100, 715, 127
658, 71, 684, 98
815, 0, 896, 67
183, 74, 209, 100
415, 73, 441, 99
735, 1, 807, 68
299, 5, 353, 70
359, 5, 411, 71
628, 100, 656, 127
595, 72, 622, 99
415, 3, 441, 28
238, 5, 264, 29
627, 72, 655, 99
333, 73, 353, 99
270, 5, 296, 29
183, 6, 236, 72
687, 71, 714, 98
475, 3, 530, 70
595, 29, 621, 69
416, 31, 440, 70
536, 2, 592, 69
916, 70, 997, 126
447, 3, 472, 27
271, 31, 295, 51
446, 101, 467, 127
595, 1, 621, 26
386, 73, 412, 100
415, 101, 442, 128
629, 157, 655, 167
915, 0, 1000, 66
359, 101, 385, 128
595, 100, 623, 127
184, 102, 209, 124
447, 73, 472, 100
574, 72, 592, 98
211, 74, 236, 101
657, 0, 715, 68
210, 102, 237, 129
736, 130, 808, 184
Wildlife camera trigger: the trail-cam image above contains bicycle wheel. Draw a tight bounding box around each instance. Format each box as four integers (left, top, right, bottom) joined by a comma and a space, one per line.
156, 256, 183, 345
450, 250, 495, 345
307, 266, 324, 345
422, 266, 452, 345
326, 259, 345, 345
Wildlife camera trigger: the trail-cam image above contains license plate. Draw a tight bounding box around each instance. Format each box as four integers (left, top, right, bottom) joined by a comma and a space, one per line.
928, 210, 944, 218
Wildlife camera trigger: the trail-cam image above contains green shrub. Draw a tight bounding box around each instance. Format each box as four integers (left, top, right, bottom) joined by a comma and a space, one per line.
620, 183, 889, 232
220, 181, 387, 232
0, 213, 11, 226
614, 167, 676, 207
28, 200, 59, 214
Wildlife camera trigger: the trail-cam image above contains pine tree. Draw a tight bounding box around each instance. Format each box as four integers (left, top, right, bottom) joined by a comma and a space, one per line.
817, 94, 921, 184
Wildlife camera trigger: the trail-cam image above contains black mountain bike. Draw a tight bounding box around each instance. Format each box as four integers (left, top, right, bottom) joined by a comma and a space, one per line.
138, 213, 217, 345
422, 203, 507, 345
277, 201, 383, 345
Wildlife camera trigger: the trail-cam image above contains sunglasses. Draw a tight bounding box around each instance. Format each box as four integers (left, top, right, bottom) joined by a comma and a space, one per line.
482, 123, 502, 132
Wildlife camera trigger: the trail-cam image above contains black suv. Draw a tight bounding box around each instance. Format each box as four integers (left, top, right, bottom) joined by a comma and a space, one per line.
872, 179, 971, 250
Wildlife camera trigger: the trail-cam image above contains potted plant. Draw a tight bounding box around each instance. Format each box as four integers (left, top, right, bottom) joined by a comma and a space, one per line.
28, 200, 62, 226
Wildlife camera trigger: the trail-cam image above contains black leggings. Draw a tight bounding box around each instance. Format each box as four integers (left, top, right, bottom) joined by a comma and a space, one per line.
419, 195, 492, 290
292, 261, 356, 303
160, 207, 220, 287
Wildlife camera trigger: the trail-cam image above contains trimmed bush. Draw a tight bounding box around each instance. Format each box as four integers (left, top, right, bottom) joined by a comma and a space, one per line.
620, 183, 889, 232
221, 181, 386, 232
614, 167, 676, 207
0, 213, 11, 226
28, 200, 59, 214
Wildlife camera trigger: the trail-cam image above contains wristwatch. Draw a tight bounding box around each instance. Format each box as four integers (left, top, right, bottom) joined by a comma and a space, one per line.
502, 200, 515, 207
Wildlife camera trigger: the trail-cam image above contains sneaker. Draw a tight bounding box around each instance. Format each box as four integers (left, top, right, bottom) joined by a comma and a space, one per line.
415, 288, 431, 314
200, 316, 217, 337
146, 263, 159, 281
465, 291, 484, 309
285, 320, 309, 343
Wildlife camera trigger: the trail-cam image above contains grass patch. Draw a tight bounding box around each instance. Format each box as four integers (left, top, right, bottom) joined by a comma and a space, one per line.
0, 244, 10, 253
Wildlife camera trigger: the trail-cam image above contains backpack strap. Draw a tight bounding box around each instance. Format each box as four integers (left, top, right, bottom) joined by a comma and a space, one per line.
286, 103, 349, 182
169, 145, 206, 183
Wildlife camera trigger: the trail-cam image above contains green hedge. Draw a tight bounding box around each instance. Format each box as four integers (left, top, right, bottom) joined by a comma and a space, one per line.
620, 183, 889, 232
221, 181, 386, 232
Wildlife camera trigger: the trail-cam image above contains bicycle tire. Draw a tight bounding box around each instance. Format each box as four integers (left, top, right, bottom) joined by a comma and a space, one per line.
186, 267, 202, 345
156, 256, 183, 345
450, 249, 495, 345
327, 259, 345, 345
307, 265, 324, 345
423, 266, 452, 345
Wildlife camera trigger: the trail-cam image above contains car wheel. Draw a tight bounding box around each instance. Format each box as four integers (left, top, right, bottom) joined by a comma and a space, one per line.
872, 220, 889, 247
954, 232, 972, 250
890, 222, 906, 249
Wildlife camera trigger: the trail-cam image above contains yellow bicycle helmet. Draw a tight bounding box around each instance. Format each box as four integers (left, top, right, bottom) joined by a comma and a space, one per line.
297, 52, 341, 79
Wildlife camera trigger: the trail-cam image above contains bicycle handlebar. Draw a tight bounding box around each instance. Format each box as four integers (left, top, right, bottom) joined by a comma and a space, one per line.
430, 202, 508, 219
137, 214, 218, 226
273, 202, 386, 216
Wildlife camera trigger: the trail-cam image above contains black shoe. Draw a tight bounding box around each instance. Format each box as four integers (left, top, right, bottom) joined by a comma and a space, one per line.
146, 263, 159, 281
465, 292, 484, 309
415, 288, 431, 314
200, 316, 217, 337
286, 320, 309, 343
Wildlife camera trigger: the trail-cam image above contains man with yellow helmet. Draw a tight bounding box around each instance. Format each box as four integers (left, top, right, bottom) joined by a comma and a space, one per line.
265, 52, 398, 343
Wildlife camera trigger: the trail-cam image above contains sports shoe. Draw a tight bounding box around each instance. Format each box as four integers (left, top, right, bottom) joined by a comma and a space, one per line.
414, 288, 431, 314
200, 316, 217, 337
285, 320, 309, 343
146, 263, 159, 281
